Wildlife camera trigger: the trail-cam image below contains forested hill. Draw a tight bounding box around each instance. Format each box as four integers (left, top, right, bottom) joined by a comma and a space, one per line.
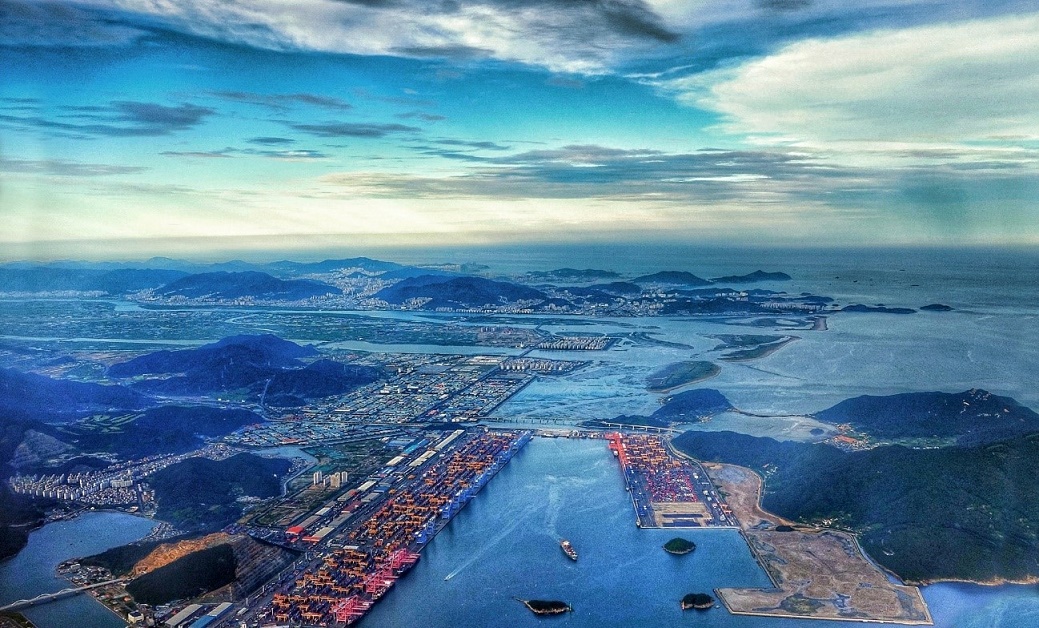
673, 429, 1039, 583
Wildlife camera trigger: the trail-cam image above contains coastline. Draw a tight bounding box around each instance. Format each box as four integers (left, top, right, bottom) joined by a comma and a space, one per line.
719, 336, 799, 362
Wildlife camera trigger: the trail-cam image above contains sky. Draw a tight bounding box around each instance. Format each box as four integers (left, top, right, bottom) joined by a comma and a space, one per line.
2, 0, 1039, 259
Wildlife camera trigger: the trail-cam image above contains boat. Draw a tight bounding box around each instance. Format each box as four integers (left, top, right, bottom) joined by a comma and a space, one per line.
560, 539, 578, 561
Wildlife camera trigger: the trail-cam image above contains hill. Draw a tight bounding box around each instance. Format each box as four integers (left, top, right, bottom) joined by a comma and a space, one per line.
375, 275, 548, 309
590, 389, 733, 429
109, 336, 378, 400
672, 429, 1039, 583
109, 334, 316, 378
0, 368, 148, 419
632, 271, 711, 286
0, 267, 188, 294
68, 406, 262, 456
815, 389, 1039, 444
155, 271, 341, 300
263, 257, 402, 275
653, 389, 733, 421
710, 270, 792, 283
126, 543, 236, 605
149, 453, 289, 530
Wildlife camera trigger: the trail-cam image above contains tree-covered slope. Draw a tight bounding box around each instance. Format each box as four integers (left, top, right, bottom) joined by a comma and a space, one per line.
673, 429, 1039, 583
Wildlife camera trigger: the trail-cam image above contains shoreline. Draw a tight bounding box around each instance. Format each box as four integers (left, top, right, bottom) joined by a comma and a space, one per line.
719, 336, 799, 362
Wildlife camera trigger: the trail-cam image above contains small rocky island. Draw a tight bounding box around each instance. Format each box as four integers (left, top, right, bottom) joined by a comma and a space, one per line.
663, 537, 696, 555
681, 593, 715, 610
517, 599, 572, 615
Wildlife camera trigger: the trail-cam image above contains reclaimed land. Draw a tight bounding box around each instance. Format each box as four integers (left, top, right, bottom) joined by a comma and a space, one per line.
701, 462, 932, 624
674, 430, 1039, 585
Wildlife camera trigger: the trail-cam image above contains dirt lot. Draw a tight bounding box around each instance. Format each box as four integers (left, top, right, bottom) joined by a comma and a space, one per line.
705, 462, 933, 624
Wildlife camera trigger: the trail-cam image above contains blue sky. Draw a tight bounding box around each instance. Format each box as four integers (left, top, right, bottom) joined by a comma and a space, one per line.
2, 0, 1038, 259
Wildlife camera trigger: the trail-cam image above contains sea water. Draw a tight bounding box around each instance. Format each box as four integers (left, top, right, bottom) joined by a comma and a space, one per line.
0, 511, 156, 628
359, 438, 1039, 628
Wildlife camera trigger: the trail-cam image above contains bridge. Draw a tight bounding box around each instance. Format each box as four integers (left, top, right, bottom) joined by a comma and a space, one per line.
0, 579, 124, 612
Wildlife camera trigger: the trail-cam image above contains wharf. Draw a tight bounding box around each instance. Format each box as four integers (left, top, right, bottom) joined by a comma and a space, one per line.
606, 433, 737, 528
255, 428, 532, 627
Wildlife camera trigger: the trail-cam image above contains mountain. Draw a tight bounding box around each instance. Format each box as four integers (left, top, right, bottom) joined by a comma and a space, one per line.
0, 267, 188, 294
68, 406, 262, 457
149, 453, 289, 530
107, 335, 379, 400
263, 359, 382, 407
263, 257, 403, 275
673, 429, 1039, 584
526, 268, 620, 282
653, 389, 733, 421
710, 270, 792, 283
632, 271, 712, 286
154, 271, 341, 300
108, 334, 316, 379
375, 275, 548, 309
0, 368, 148, 419
815, 389, 1039, 443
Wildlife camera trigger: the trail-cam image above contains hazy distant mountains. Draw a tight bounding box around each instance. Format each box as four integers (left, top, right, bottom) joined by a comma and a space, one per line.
154, 271, 341, 300
0, 267, 189, 294
375, 275, 548, 309
0, 256, 801, 312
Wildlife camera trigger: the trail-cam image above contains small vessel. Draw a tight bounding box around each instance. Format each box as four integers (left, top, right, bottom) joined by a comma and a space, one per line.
560, 539, 578, 561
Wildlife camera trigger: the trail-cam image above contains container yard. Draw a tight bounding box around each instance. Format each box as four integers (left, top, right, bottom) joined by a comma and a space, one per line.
606, 433, 737, 528
258, 428, 532, 627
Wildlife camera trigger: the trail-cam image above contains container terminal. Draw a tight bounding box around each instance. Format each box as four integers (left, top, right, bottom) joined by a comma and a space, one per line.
251, 428, 531, 627
607, 433, 737, 528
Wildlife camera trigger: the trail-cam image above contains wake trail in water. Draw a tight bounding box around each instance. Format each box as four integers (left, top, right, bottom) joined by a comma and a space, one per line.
443, 502, 539, 581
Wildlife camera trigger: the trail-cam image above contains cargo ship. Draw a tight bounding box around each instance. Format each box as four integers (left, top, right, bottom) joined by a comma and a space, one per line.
560, 539, 578, 561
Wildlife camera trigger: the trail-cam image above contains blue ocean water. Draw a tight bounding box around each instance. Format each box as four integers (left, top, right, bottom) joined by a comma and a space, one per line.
359, 438, 1039, 628
0, 511, 156, 627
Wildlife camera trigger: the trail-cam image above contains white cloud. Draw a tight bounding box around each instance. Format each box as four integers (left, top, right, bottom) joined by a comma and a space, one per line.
664, 13, 1039, 164
75, 0, 678, 74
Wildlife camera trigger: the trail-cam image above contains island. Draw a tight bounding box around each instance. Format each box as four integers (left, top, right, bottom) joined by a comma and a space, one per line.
680, 593, 714, 610
516, 599, 572, 615
663, 537, 696, 555
645, 361, 720, 391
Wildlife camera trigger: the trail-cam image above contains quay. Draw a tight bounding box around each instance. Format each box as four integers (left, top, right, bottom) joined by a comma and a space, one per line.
606, 433, 737, 528
257, 428, 532, 627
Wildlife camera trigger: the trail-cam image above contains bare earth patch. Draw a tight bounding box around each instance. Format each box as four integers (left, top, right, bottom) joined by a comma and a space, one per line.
704, 463, 933, 624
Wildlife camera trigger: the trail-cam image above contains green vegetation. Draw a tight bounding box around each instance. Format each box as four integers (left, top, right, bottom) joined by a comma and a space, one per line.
79, 534, 197, 577
646, 361, 720, 391
150, 453, 289, 530
680, 593, 714, 610
126, 544, 236, 605
518, 599, 571, 615
779, 593, 824, 614
663, 537, 696, 555
673, 430, 1039, 583
815, 389, 1039, 444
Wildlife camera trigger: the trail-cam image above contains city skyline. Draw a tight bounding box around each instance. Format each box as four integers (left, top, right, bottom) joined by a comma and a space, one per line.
3, 0, 1039, 259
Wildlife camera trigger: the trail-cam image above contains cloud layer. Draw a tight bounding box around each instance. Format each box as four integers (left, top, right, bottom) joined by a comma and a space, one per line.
667, 13, 1039, 164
